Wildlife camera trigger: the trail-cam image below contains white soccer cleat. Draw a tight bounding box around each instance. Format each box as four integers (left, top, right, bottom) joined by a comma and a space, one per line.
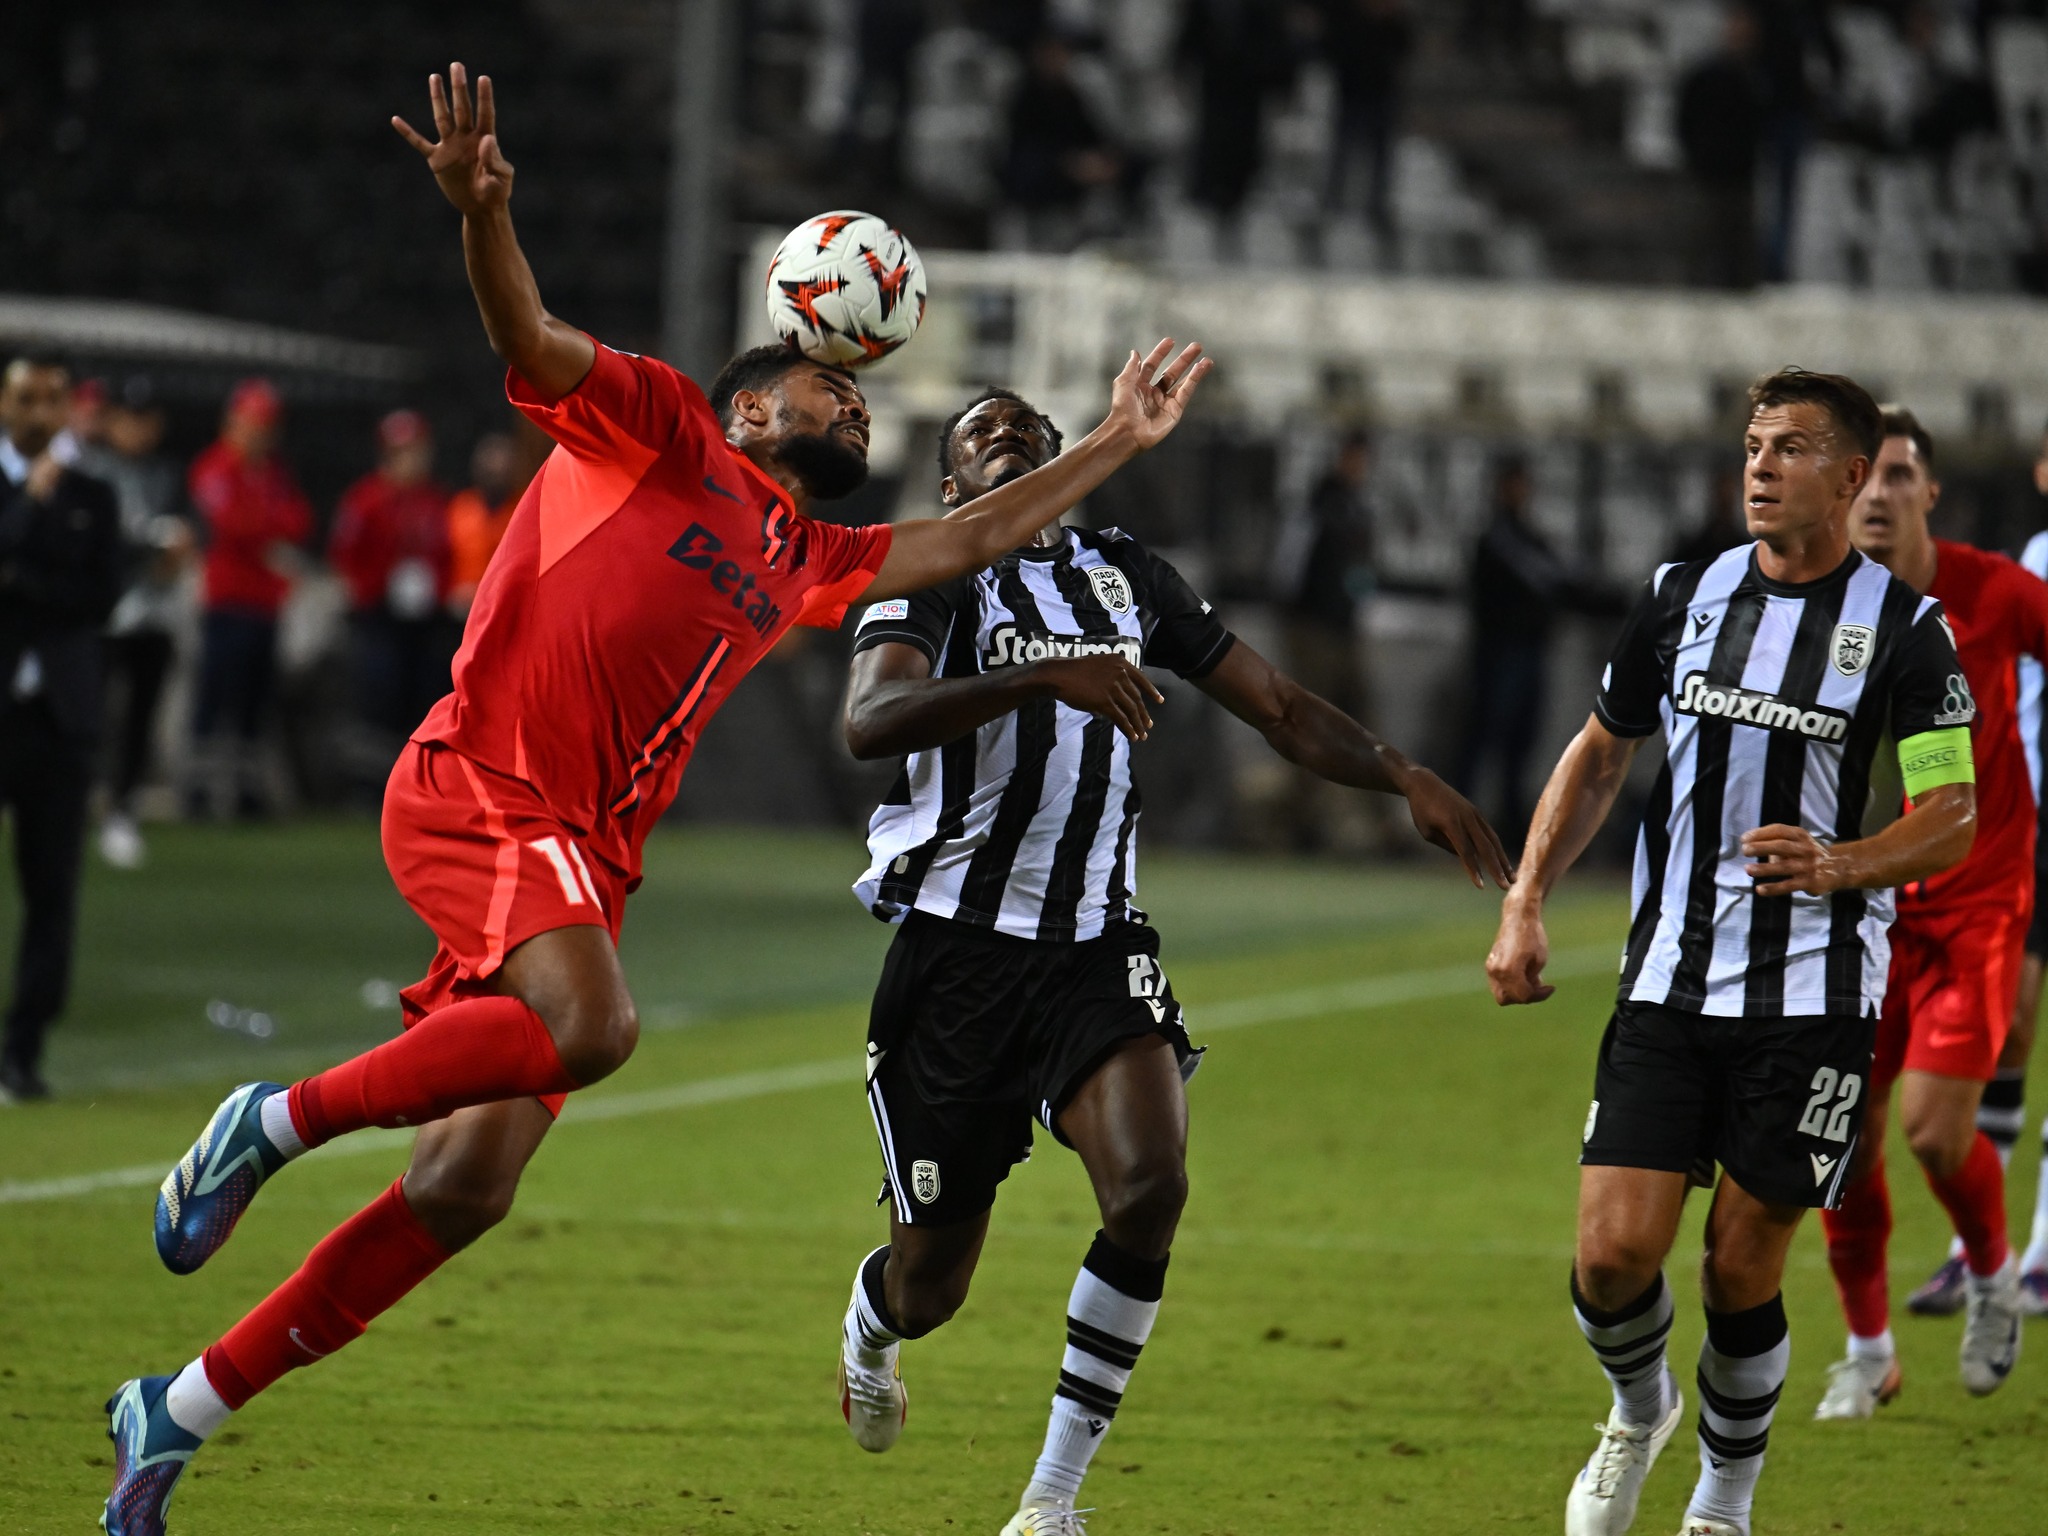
1961, 1255, 2023, 1396
999, 1505, 1090, 1536
1812, 1352, 1902, 1420
1565, 1381, 1684, 1536
836, 1349, 906, 1452
1675, 1520, 1743, 1536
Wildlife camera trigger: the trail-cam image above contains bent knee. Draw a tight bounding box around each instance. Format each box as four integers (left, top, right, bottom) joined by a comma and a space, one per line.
552, 999, 639, 1085
1904, 1124, 1969, 1180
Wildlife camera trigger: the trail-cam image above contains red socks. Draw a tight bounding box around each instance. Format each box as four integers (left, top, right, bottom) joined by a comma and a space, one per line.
287, 995, 578, 1148
1929, 1131, 2011, 1276
1823, 1162, 1893, 1338
202, 1179, 449, 1408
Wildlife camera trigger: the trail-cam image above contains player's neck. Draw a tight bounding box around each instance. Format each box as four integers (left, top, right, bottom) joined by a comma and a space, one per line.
738, 441, 812, 515
1754, 521, 1851, 586
1889, 525, 1939, 594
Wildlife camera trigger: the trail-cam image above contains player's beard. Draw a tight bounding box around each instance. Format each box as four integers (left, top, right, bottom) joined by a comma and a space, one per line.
773, 424, 870, 502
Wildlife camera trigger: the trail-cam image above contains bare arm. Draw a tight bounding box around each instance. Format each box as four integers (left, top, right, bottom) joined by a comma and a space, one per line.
392, 65, 596, 399
1487, 713, 1642, 1004
861, 340, 1214, 602
844, 643, 1166, 760
1740, 781, 1975, 897
1194, 641, 1513, 889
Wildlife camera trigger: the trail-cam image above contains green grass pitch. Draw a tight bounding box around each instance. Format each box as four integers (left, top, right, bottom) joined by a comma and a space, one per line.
2, 822, 2043, 1533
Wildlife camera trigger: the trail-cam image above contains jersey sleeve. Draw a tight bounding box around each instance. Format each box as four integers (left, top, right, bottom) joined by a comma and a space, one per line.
505, 341, 712, 463
1592, 567, 1678, 738
792, 520, 895, 629
851, 575, 968, 665
1125, 544, 1234, 679
1890, 599, 1977, 798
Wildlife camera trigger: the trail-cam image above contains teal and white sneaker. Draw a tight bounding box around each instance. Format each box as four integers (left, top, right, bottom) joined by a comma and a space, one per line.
155, 1081, 290, 1275
102, 1376, 202, 1535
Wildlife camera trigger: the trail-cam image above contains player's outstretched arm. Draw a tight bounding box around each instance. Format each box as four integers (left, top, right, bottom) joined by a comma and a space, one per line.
392, 64, 595, 399
1741, 782, 1975, 898
1193, 642, 1512, 889
862, 339, 1213, 602
1487, 715, 1641, 1005
844, 644, 1164, 760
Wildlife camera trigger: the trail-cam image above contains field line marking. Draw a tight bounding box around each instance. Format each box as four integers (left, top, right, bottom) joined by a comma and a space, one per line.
0, 943, 1616, 1208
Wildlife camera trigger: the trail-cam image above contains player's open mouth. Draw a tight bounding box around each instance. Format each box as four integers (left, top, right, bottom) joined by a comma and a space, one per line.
836, 423, 870, 449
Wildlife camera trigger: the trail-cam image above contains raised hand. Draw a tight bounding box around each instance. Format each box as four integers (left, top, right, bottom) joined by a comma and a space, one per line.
392, 63, 513, 218
1106, 338, 1214, 452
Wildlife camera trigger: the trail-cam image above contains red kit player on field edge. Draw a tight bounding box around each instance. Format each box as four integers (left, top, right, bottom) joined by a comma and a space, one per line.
103, 64, 1213, 1533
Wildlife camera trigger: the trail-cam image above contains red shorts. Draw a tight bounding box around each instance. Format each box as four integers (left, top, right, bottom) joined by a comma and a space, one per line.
382, 741, 624, 1116
1874, 899, 2027, 1089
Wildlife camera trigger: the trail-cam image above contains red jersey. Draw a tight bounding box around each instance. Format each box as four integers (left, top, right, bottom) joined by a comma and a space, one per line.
412, 342, 892, 887
188, 441, 313, 615
1898, 539, 2048, 916
329, 470, 453, 614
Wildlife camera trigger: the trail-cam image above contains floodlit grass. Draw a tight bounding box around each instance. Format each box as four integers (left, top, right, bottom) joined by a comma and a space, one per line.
1, 822, 2042, 1532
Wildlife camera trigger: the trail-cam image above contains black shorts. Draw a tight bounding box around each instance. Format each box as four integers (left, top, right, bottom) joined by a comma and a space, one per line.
1580, 1001, 1876, 1210
865, 910, 1202, 1227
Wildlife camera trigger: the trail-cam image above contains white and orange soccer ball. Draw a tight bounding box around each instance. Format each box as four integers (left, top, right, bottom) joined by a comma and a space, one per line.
765, 210, 927, 368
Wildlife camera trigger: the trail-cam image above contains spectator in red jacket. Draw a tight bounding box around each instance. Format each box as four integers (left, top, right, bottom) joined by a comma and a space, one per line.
186, 379, 311, 818
328, 409, 454, 743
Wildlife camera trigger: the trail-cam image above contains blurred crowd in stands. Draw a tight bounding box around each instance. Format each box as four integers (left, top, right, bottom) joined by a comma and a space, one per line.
767, 0, 2047, 290
8, 362, 548, 868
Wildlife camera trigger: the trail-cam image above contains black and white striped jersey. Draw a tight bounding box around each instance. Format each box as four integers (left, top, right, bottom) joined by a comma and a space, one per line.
852, 527, 1235, 942
1595, 544, 1970, 1018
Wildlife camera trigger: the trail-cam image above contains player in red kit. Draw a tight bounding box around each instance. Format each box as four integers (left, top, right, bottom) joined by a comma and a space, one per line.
1814, 407, 2048, 1419
103, 65, 1213, 1532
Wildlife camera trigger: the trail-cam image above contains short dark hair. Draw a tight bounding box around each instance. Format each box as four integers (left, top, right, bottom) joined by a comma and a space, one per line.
1747, 367, 1883, 460
1879, 404, 1936, 471
936, 387, 1064, 478
704, 342, 852, 430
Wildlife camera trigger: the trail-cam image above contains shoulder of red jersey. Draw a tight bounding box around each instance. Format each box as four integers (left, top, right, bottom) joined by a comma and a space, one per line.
506, 339, 718, 464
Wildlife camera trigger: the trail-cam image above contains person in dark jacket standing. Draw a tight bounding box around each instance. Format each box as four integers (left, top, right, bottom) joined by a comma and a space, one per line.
0, 355, 122, 1100
1452, 452, 1576, 846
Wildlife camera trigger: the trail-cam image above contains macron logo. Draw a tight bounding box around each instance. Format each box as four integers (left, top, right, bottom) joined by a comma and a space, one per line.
1811, 1152, 1837, 1185
1675, 673, 1849, 742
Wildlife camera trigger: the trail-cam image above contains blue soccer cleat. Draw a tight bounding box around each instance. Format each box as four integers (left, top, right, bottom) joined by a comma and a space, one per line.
102, 1376, 202, 1535
155, 1081, 290, 1275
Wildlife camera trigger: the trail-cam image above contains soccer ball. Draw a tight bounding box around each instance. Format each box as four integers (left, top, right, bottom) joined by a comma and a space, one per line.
765, 210, 927, 368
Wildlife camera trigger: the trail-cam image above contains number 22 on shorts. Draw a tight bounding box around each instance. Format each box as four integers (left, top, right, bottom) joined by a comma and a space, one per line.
1796, 1066, 1862, 1143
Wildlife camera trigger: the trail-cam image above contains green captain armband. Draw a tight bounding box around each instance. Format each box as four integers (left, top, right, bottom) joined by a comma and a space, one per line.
1898, 727, 1975, 800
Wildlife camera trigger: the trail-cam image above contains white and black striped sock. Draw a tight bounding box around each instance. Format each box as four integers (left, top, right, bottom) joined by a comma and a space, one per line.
845, 1245, 903, 1365
1572, 1270, 1674, 1428
1023, 1232, 1168, 1509
1689, 1293, 1789, 1535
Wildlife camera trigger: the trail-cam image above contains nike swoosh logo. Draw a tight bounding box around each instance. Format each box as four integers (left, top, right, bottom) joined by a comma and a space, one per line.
189, 1112, 266, 1201
1927, 1030, 1973, 1048
289, 1327, 332, 1359
703, 475, 741, 503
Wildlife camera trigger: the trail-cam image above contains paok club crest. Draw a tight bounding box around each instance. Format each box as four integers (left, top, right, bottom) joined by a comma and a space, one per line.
1831, 623, 1875, 677
911, 1159, 941, 1204
1087, 564, 1133, 615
